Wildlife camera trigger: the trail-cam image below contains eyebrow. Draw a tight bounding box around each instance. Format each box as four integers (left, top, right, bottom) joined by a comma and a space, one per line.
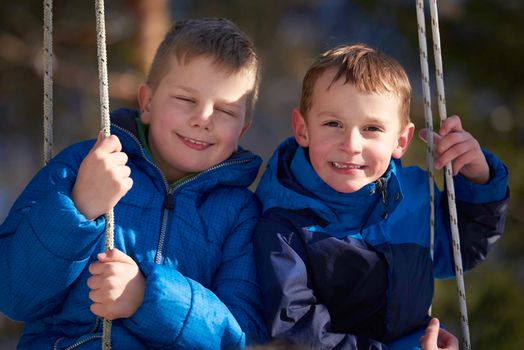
170, 84, 243, 109
364, 116, 388, 125
169, 85, 197, 94
317, 111, 388, 124
317, 111, 338, 118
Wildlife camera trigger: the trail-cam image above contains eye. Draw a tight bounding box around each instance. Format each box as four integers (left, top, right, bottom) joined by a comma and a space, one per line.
216, 107, 237, 118
324, 120, 342, 128
174, 96, 195, 103
364, 125, 383, 132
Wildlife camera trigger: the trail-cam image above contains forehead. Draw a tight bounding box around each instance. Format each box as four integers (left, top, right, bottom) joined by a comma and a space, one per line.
161, 55, 256, 93
311, 68, 403, 123
166, 54, 253, 77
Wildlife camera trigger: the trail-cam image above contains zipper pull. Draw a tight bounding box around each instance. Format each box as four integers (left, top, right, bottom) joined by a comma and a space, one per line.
375, 178, 388, 219
164, 192, 174, 209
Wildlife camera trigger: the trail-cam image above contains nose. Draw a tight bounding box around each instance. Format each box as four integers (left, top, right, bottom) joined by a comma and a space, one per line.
339, 128, 362, 154
190, 103, 214, 130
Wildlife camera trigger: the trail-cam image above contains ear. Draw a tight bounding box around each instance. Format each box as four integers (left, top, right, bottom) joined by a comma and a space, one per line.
392, 122, 415, 159
292, 108, 310, 147
240, 122, 251, 137
138, 83, 153, 124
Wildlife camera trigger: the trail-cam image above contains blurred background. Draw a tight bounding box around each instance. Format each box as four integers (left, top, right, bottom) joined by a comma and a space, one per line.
0, 0, 523, 349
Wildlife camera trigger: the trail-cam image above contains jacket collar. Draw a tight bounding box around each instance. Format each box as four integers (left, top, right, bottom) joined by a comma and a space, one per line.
257, 137, 404, 233
108, 108, 262, 191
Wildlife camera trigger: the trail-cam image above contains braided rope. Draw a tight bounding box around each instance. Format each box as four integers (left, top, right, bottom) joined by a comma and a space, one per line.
43, 0, 53, 164
416, 1, 471, 348
415, 0, 436, 317
94, 0, 114, 349
415, 0, 436, 262
428, 1, 471, 348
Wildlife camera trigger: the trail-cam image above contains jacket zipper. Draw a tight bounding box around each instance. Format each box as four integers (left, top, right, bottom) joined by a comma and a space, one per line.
54, 334, 102, 350
113, 123, 252, 265
154, 158, 250, 264
155, 189, 174, 264
112, 125, 170, 265
374, 177, 389, 219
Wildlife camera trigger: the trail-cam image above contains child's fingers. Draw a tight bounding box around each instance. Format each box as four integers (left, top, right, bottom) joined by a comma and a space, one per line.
94, 134, 122, 154
86, 275, 101, 290
107, 162, 131, 181
437, 327, 459, 348
439, 115, 463, 136
449, 150, 477, 176
88, 289, 104, 304
116, 165, 132, 179
434, 139, 469, 169
434, 131, 471, 158
108, 151, 129, 166
95, 131, 104, 145
418, 129, 443, 145
98, 248, 135, 265
97, 249, 119, 262
421, 318, 440, 348
90, 302, 115, 320
90, 302, 104, 318
121, 177, 134, 194
88, 261, 104, 275
88, 278, 117, 301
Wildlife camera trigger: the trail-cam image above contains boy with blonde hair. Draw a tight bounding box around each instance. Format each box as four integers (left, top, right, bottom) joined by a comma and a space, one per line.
0, 18, 267, 349
254, 44, 508, 349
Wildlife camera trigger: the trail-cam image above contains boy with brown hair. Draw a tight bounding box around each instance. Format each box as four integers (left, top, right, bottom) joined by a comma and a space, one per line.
0, 18, 268, 349
254, 44, 508, 349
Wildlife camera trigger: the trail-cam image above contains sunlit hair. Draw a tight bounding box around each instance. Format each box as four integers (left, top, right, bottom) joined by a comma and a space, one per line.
147, 18, 260, 122
300, 43, 411, 128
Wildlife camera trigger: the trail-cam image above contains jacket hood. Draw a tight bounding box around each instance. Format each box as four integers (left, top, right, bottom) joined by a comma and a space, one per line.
256, 137, 404, 232
109, 108, 262, 190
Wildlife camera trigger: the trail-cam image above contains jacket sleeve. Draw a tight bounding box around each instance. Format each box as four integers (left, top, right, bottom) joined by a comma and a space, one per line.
432, 149, 509, 278
253, 211, 387, 350
122, 195, 268, 349
0, 143, 105, 321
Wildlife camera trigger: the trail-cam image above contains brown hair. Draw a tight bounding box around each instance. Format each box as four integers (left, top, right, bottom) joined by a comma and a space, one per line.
147, 18, 260, 122
300, 43, 411, 127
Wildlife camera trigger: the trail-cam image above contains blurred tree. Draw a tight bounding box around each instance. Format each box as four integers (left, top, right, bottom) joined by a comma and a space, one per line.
126, 0, 171, 73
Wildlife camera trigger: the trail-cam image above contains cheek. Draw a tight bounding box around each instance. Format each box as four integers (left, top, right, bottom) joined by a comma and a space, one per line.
310, 137, 332, 157
308, 143, 330, 173
219, 122, 244, 146
366, 143, 394, 168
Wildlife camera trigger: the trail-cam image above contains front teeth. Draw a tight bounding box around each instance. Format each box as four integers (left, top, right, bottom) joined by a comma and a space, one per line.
332, 162, 362, 169
184, 137, 208, 146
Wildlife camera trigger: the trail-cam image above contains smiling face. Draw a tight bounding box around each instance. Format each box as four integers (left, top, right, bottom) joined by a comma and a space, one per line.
293, 68, 414, 193
139, 55, 255, 182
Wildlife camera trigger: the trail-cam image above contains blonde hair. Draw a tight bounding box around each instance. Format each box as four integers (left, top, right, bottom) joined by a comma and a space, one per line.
300, 43, 411, 127
147, 18, 260, 122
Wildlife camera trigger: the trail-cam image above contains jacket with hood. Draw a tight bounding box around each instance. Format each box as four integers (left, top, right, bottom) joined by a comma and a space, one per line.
254, 137, 509, 349
0, 108, 268, 349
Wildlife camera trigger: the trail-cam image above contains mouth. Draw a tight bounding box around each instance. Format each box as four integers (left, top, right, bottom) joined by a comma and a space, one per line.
331, 161, 365, 170
178, 134, 212, 150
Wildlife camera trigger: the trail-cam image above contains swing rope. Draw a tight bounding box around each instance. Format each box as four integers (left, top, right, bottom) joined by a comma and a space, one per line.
43, 0, 53, 165
43, 0, 114, 350
94, 0, 115, 349
43, 0, 114, 348
415, 0, 436, 318
415, 1, 471, 349
415, 0, 436, 260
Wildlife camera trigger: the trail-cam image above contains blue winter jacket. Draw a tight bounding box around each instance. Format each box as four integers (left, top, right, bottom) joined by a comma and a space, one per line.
254, 137, 509, 349
0, 108, 269, 349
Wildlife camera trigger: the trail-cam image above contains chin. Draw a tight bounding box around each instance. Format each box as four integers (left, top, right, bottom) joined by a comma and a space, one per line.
331, 183, 365, 194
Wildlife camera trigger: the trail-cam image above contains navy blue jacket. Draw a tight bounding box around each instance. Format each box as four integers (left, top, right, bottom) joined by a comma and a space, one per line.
0, 108, 268, 349
254, 137, 508, 349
